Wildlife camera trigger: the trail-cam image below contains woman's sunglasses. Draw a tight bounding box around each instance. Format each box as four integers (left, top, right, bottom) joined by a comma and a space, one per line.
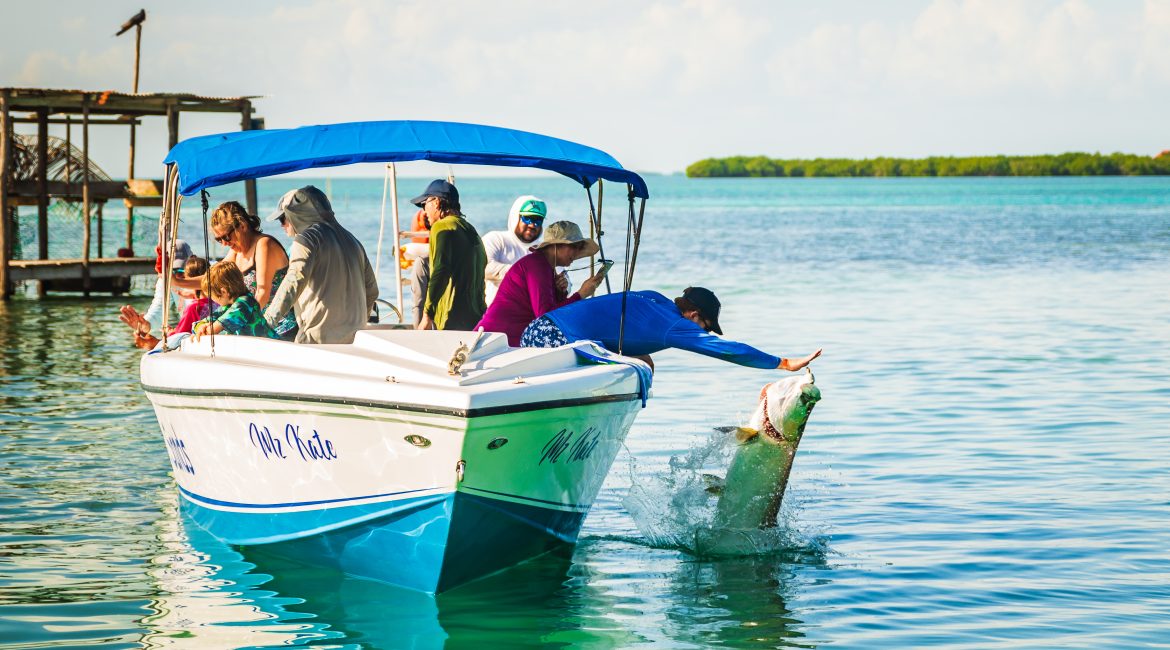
214, 226, 236, 244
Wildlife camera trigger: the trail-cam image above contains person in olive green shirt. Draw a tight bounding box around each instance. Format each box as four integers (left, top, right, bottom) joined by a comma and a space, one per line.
412, 179, 487, 330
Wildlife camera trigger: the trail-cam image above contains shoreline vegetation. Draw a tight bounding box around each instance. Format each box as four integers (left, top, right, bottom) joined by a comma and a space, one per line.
685, 152, 1170, 177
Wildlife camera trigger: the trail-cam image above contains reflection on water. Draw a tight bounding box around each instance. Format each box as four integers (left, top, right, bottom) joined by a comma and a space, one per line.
5, 177, 1170, 647
135, 494, 823, 649
664, 553, 822, 649
141, 493, 323, 648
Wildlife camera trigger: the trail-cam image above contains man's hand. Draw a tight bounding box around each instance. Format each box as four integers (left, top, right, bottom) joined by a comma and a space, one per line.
778, 348, 822, 371
417, 313, 435, 330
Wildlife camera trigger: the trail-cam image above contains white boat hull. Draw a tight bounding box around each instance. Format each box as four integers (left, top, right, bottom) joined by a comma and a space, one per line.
142, 329, 648, 592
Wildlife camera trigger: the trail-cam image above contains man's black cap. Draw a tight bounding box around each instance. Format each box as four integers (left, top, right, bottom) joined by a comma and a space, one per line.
683, 286, 722, 335
410, 179, 459, 207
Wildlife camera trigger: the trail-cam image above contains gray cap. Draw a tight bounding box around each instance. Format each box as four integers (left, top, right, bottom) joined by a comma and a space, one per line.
172, 240, 192, 269
268, 185, 334, 222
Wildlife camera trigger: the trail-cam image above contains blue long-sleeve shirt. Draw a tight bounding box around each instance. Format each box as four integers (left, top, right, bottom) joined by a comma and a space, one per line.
544, 291, 781, 368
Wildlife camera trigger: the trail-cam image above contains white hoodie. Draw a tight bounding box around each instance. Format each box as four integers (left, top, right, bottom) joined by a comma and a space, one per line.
481, 195, 543, 305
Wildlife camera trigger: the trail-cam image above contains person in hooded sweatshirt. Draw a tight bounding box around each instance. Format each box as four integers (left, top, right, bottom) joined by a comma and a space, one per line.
482, 196, 547, 305
264, 186, 379, 344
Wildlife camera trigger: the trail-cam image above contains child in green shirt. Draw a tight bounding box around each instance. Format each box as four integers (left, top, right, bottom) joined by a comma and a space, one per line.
193, 261, 281, 341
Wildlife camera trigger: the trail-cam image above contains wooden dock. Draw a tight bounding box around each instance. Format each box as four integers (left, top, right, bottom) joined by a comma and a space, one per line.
7, 257, 155, 295
0, 87, 263, 298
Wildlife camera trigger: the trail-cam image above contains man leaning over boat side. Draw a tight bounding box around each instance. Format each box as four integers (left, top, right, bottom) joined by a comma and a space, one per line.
522, 286, 821, 373
412, 180, 488, 331
263, 185, 379, 344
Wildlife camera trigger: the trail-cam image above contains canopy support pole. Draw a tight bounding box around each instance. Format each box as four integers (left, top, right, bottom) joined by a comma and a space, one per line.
616, 187, 644, 355
585, 185, 611, 295
389, 163, 402, 317
159, 164, 180, 349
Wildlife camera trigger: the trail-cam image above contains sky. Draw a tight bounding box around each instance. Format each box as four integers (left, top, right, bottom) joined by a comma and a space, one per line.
2, 0, 1168, 176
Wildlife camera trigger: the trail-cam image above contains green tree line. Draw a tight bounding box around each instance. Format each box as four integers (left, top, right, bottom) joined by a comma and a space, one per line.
685, 152, 1170, 177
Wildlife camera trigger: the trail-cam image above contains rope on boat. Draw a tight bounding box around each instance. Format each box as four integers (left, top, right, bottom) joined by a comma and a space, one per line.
617, 186, 636, 355
586, 183, 611, 294
448, 327, 486, 376
375, 165, 389, 280
201, 189, 214, 358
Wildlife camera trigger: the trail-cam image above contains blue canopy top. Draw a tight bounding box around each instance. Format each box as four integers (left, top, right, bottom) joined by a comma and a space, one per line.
163, 120, 649, 199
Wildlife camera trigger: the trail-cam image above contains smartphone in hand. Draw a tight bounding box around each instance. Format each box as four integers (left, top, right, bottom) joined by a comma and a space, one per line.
595, 259, 615, 278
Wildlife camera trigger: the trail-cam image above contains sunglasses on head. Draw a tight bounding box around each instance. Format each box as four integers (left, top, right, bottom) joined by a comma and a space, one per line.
519, 214, 544, 226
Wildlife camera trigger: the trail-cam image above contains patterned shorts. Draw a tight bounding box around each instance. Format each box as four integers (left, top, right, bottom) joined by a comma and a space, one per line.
520, 316, 569, 348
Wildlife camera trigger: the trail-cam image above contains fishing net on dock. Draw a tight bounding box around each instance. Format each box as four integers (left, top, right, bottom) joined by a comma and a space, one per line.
7, 134, 160, 260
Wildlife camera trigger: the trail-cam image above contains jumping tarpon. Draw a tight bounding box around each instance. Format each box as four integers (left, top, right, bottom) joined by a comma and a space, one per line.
708, 368, 821, 530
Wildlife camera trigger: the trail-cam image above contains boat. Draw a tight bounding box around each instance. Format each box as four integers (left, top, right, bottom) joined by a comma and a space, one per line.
142, 120, 652, 593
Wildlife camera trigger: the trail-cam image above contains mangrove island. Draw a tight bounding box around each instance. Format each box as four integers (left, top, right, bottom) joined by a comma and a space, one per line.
685, 152, 1170, 178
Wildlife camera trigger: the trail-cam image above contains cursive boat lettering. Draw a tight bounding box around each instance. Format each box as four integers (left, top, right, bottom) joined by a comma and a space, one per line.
539, 427, 602, 465
539, 429, 572, 465
249, 422, 286, 459
164, 431, 195, 475
285, 424, 339, 462
568, 427, 601, 462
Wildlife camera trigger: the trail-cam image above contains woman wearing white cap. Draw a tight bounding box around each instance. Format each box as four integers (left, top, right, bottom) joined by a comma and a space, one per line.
475, 221, 607, 347
117, 240, 193, 342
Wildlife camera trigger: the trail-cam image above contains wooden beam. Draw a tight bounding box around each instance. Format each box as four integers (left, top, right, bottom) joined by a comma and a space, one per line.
12, 180, 129, 200
11, 117, 141, 125
36, 108, 48, 297
97, 202, 104, 258
8, 257, 155, 281
3, 93, 260, 115
127, 103, 137, 254
36, 108, 48, 260
82, 97, 91, 295
166, 102, 179, 150
0, 89, 10, 299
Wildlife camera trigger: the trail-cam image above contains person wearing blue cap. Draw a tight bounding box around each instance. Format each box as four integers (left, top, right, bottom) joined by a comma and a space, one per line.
522, 286, 822, 372
411, 179, 487, 330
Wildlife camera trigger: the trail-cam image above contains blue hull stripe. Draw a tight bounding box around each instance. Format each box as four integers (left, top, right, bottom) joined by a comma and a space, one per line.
177, 484, 439, 510
180, 487, 591, 593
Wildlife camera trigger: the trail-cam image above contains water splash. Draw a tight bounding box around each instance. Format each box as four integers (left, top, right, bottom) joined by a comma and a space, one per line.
622, 430, 808, 558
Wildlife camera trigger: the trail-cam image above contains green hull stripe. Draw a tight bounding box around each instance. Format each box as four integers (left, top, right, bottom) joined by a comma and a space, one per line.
460, 485, 591, 512
141, 384, 639, 418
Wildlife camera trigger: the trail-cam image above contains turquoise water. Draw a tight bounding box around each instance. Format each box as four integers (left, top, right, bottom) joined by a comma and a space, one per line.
2, 176, 1169, 648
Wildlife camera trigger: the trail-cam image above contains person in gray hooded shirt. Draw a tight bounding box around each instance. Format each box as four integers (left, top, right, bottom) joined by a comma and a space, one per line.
264, 186, 379, 344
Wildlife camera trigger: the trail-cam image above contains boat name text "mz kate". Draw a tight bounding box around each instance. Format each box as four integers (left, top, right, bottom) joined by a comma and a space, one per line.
249, 422, 339, 462
539, 427, 602, 465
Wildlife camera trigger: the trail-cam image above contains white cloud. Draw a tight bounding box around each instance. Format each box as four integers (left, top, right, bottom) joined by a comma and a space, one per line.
4, 1, 1168, 170
768, 0, 1169, 100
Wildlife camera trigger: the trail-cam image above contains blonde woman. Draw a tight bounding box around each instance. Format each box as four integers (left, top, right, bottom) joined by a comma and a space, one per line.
177, 201, 298, 340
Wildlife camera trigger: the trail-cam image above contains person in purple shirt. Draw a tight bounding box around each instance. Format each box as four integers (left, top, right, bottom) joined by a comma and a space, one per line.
521, 286, 822, 372
476, 221, 607, 346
